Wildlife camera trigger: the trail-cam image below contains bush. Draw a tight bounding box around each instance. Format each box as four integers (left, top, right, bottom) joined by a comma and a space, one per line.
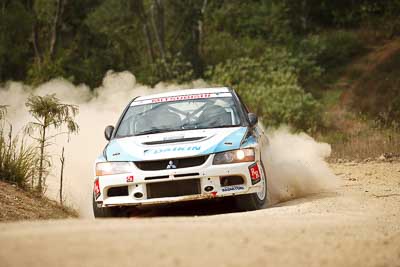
207, 47, 322, 131
27, 55, 68, 86
152, 53, 194, 84
141, 53, 194, 86
202, 32, 267, 67
309, 31, 365, 69
0, 106, 37, 188
0, 123, 37, 189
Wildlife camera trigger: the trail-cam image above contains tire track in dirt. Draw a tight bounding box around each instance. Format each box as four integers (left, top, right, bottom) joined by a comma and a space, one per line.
0, 161, 399, 267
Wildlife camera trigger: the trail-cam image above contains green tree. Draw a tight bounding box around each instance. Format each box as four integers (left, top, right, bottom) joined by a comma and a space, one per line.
25, 94, 79, 194
208, 47, 322, 131
0, 1, 33, 81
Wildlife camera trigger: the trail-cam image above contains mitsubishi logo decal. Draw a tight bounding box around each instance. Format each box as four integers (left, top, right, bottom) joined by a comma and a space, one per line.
166, 160, 177, 169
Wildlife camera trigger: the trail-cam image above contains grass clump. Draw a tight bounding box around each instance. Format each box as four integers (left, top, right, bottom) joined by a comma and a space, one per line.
0, 106, 38, 188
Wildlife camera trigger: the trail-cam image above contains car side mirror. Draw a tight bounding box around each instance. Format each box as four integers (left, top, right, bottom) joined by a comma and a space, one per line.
104, 125, 114, 141
248, 113, 258, 126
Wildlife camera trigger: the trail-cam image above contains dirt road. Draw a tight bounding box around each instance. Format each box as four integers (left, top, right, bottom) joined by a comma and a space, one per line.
0, 162, 399, 267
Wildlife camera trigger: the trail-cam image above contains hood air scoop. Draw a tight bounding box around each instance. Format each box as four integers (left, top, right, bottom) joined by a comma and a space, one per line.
142, 136, 206, 146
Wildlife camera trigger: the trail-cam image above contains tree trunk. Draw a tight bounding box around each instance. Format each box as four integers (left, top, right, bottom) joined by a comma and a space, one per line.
190, 4, 204, 77
143, 24, 156, 63
49, 0, 66, 58
300, 0, 309, 32
151, 0, 165, 59
198, 0, 208, 58
32, 23, 42, 69
59, 147, 65, 205
132, 0, 156, 63
38, 118, 47, 194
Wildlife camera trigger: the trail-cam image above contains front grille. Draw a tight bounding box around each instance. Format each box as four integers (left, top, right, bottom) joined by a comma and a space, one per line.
107, 186, 129, 197
146, 179, 200, 199
145, 173, 199, 180
135, 156, 208, 171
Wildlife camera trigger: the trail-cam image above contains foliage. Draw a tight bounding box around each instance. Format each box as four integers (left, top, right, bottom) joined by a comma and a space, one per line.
0, 1, 33, 81
208, 47, 322, 131
26, 94, 79, 134
1, 0, 400, 131
351, 50, 400, 127
309, 31, 365, 69
25, 94, 79, 194
27, 55, 68, 86
149, 53, 194, 85
358, 0, 400, 39
207, 1, 292, 43
0, 107, 37, 188
2, 0, 398, 87
0, 130, 38, 188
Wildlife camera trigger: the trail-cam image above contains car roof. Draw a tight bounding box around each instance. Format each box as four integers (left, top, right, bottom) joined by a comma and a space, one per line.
134, 87, 231, 102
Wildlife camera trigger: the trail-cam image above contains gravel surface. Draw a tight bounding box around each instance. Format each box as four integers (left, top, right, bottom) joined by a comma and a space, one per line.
0, 162, 399, 267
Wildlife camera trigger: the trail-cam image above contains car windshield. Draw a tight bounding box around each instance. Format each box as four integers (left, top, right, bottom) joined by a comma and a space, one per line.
115, 96, 242, 137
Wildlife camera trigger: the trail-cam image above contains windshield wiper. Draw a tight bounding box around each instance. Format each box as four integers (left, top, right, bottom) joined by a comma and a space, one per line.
135, 128, 179, 136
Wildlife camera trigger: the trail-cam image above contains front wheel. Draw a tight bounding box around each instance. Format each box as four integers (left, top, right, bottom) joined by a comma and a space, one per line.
235, 162, 267, 211
92, 195, 125, 218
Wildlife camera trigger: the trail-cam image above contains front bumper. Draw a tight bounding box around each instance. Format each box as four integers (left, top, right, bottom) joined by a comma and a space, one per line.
94, 155, 264, 207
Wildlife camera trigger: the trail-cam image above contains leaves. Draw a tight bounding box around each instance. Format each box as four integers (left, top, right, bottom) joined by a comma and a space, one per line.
1, 0, 400, 85
25, 94, 79, 133
0, 122, 38, 189
208, 46, 322, 132
25, 94, 79, 194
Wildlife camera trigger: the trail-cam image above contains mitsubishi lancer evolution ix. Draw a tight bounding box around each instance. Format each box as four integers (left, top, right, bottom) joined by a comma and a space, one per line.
93, 87, 268, 217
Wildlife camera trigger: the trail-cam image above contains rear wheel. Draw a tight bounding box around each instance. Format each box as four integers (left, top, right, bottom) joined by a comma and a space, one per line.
235, 161, 267, 211
92, 195, 125, 218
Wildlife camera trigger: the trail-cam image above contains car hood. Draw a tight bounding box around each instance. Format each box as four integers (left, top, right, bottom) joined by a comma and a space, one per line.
105, 127, 248, 161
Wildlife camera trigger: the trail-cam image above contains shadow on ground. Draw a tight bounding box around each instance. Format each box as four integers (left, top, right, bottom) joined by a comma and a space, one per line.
123, 192, 337, 218
125, 197, 239, 217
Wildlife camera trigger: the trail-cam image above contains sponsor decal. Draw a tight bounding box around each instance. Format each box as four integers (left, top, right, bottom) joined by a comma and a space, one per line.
94, 178, 101, 199
221, 185, 245, 192
145, 146, 201, 155
131, 92, 232, 106
249, 163, 261, 185
151, 93, 211, 103
166, 160, 177, 169
126, 175, 134, 182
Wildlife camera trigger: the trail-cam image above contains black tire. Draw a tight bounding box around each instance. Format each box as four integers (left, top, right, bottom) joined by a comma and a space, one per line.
235, 161, 267, 211
92, 195, 123, 218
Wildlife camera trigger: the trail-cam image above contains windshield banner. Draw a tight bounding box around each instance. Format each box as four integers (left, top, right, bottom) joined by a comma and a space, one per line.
131, 92, 232, 106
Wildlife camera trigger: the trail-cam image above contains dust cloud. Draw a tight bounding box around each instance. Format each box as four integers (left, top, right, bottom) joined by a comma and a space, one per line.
263, 127, 339, 205
0, 71, 337, 216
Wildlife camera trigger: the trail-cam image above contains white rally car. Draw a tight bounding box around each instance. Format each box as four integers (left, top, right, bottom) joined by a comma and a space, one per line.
93, 87, 268, 217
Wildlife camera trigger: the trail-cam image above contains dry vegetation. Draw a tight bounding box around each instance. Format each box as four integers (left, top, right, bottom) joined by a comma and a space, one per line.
321, 37, 400, 160
0, 181, 77, 222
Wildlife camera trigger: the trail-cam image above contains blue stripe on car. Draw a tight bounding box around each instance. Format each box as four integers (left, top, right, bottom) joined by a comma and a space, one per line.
202, 127, 247, 154
106, 127, 248, 161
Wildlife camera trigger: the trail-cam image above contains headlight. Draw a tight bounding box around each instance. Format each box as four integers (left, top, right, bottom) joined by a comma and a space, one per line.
213, 148, 255, 165
96, 162, 134, 176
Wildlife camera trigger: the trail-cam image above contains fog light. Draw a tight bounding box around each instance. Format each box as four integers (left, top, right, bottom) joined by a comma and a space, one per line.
204, 186, 214, 192
134, 192, 143, 198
